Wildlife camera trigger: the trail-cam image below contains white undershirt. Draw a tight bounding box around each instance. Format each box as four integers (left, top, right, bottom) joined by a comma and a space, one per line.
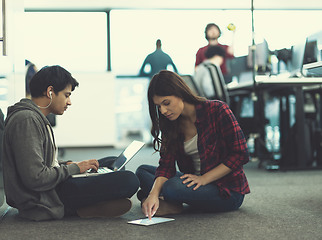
47, 125, 59, 168
184, 134, 201, 175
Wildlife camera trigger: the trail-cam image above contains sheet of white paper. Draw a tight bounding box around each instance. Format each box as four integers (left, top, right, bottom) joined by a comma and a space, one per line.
128, 217, 175, 226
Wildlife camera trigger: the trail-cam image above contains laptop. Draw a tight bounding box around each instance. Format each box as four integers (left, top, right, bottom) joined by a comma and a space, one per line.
71, 140, 145, 178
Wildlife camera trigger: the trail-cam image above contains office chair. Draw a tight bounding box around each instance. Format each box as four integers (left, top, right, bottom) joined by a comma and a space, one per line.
203, 63, 230, 105
0, 109, 5, 207
180, 74, 202, 96
210, 62, 272, 167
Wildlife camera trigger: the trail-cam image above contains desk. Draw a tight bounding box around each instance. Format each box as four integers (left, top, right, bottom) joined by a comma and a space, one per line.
228, 75, 322, 90
228, 75, 322, 170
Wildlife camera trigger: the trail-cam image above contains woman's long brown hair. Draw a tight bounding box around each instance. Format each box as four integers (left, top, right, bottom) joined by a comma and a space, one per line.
148, 70, 205, 154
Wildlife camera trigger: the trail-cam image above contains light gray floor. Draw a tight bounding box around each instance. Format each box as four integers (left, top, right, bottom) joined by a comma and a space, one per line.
1, 146, 322, 240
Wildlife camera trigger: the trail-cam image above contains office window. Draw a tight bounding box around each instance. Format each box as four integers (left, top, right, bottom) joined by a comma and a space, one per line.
0, 2, 3, 56
254, 10, 322, 50
24, 12, 107, 72
110, 10, 252, 76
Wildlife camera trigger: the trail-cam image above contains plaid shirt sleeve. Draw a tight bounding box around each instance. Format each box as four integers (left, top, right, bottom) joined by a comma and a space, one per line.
213, 101, 249, 170
155, 150, 178, 180
196, 100, 250, 197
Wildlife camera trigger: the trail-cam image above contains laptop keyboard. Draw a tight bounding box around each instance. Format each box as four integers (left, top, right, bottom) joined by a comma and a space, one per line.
88, 167, 113, 174
98, 167, 113, 173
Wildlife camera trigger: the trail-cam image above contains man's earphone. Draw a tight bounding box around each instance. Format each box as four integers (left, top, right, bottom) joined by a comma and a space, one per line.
38, 90, 53, 109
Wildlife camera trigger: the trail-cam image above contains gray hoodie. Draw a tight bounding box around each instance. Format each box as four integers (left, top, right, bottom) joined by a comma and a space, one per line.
2, 98, 80, 221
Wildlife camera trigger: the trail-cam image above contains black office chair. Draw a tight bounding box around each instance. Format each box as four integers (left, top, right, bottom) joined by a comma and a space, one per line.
180, 74, 202, 96
0, 109, 5, 207
203, 63, 230, 105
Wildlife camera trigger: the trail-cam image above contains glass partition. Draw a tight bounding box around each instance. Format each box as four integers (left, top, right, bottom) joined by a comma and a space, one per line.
23, 12, 107, 72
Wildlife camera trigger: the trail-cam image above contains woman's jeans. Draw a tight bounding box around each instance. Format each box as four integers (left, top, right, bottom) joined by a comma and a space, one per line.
56, 157, 139, 216
136, 164, 244, 212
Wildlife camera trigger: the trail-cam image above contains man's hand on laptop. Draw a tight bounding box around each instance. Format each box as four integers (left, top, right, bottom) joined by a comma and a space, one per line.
77, 159, 99, 173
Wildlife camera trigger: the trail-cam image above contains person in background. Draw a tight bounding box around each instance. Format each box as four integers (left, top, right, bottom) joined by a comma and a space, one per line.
195, 23, 235, 83
25, 60, 38, 98
139, 39, 178, 79
136, 70, 250, 219
2, 65, 139, 221
194, 45, 226, 99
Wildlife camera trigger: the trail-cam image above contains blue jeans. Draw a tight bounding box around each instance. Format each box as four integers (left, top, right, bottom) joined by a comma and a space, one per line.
56, 157, 139, 216
136, 164, 244, 212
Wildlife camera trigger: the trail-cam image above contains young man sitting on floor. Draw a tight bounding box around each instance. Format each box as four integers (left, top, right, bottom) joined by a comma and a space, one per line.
2, 65, 139, 221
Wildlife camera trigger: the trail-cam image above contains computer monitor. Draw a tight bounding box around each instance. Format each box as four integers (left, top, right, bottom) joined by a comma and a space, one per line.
303, 40, 319, 65
226, 55, 248, 78
247, 39, 269, 73
302, 30, 322, 77
288, 40, 306, 75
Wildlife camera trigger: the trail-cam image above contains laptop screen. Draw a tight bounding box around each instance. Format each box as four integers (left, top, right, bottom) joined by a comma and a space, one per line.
112, 140, 145, 171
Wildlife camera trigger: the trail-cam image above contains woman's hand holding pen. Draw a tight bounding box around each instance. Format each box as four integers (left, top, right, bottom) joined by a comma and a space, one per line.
180, 174, 207, 191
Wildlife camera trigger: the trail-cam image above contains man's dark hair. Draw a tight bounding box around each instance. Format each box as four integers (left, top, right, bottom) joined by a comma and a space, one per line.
205, 45, 226, 59
204, 23, 221, 40
29, 65, 79, 98
156, 39, 162, 48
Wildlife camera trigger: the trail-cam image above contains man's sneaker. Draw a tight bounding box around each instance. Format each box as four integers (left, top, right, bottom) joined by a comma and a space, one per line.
155, 198, 183, 216
76, 198, 132, 218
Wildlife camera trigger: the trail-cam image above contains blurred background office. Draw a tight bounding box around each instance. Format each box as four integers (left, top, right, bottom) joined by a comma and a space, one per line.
1, 0, 322, 150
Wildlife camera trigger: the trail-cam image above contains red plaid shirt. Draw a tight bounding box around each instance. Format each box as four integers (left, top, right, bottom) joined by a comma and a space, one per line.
155, 100, 250, 198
